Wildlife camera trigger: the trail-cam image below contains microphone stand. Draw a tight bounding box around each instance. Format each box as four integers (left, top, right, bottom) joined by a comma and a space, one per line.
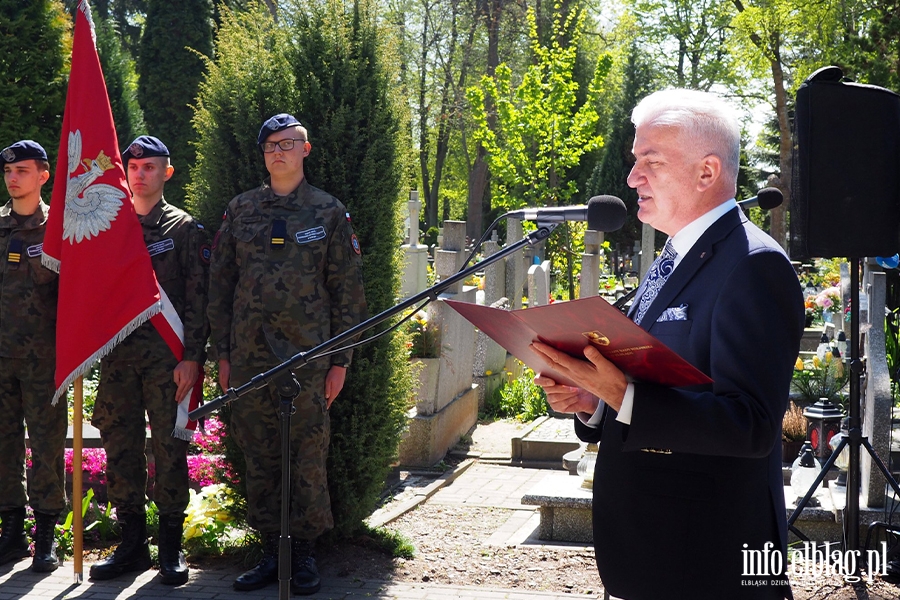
190, 222, 559, 599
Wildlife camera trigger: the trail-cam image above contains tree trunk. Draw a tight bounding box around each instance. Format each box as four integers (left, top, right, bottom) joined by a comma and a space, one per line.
467, 0, 502, 240
430, 0, 462, 232
771, 49, 791, 250
731, 0, 791, 249
263, 0, 277, 20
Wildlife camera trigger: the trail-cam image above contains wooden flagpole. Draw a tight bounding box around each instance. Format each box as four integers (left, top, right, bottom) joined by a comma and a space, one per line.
73, 376, 83, 582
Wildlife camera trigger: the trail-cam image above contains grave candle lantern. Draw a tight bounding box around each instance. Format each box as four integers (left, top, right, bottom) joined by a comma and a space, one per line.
803, 398, 844, 460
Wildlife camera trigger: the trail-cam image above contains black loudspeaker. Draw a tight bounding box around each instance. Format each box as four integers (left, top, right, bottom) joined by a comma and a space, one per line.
791, 66, 900, 259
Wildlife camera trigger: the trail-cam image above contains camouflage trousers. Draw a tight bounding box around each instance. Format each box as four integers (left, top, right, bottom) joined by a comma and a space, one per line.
229, 365, 332, 540
0, 358, 67, 514
92, 358, 189, 515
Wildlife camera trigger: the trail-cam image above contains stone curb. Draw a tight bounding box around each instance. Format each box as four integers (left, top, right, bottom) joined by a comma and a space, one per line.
367, 458, 477, 528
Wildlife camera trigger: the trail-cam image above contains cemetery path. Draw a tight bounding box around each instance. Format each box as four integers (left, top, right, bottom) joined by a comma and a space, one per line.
3, 420, 898, 599
333, 419, 900, 600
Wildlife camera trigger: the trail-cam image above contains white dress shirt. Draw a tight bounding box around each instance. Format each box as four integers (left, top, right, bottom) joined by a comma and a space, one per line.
579, 198, 737, 427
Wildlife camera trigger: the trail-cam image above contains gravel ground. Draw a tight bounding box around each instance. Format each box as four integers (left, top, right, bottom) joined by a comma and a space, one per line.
314, 418, 900, 599
192, 420, 900, 598
316, 500, 900, 599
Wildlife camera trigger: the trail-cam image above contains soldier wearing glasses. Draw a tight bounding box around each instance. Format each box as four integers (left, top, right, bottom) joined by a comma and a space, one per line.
207, 114, 366, 595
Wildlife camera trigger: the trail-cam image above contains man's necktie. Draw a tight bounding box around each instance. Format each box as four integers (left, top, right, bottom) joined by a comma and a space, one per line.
632, 239, 676, 326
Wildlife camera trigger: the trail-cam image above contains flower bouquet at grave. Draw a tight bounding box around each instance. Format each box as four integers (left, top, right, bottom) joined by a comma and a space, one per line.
404, 309, 441, 358
804, 295, 823, 325
815, 286, 842, 317
791, 352, 848, 405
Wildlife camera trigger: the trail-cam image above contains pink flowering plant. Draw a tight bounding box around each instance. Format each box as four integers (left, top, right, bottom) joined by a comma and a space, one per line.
815, 287, 842, 314
187, 416, 238, 488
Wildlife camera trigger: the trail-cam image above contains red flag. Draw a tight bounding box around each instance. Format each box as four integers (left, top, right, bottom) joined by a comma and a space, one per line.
43, 0, 161, 403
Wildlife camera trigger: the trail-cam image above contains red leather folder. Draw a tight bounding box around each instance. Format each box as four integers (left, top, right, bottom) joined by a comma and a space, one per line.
446, 296, 712, 388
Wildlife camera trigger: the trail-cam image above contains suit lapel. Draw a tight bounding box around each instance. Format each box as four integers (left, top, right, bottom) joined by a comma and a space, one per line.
638, 207, 745, 329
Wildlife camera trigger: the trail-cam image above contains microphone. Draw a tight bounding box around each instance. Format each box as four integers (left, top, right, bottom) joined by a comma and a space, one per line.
738, 187, 783, 210
507, 195, 627, 232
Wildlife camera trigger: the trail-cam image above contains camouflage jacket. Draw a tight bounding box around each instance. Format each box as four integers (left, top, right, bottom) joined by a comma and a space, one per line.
0, 200, 57, 359
106, 199, 210, 363
208, 179, 367, 369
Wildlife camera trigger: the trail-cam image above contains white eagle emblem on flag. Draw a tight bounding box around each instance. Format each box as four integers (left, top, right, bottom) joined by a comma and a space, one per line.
63, 129, 125, 243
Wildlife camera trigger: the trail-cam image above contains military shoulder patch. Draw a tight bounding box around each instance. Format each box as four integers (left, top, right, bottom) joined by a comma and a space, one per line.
351, 233, 361, 255
27, 243, 44, 258
200, 243, 211, 264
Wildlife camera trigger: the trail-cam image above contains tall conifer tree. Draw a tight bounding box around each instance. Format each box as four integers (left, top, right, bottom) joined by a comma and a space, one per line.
137, 0, 212, 208
0, 0, 70, 167
188, 1, 410, 537
287, 0, 410, 537
96, 13, 145, 146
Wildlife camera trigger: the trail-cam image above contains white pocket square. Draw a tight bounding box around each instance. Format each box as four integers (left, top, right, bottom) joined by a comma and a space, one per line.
657, 304, 688, 322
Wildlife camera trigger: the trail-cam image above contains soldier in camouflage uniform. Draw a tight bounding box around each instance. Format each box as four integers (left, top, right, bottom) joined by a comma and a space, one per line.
0, 140, 66, 573
89, 136, 209, 586
208, 114, 366, 595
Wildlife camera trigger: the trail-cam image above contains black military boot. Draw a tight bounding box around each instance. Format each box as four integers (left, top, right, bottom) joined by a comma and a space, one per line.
157, 513, 189, 585
88, 512, 152, 580
290, 539, 320, 596
31, 512, 60, 572
0, 508, 29, 565
233, 532, 279, 591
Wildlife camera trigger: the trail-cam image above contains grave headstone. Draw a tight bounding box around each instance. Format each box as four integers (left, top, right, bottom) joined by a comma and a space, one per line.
580, 229, 602, 298
528, 260, 551, 307
862, 268, 891, 507
400, 190, 429, 299
505, 217, 527, 308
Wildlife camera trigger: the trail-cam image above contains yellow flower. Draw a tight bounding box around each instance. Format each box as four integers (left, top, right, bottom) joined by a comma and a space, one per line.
825, 351, 833, 363
485, 370, 492, 376
813, 356, 821, 368
795, 357, 804, 370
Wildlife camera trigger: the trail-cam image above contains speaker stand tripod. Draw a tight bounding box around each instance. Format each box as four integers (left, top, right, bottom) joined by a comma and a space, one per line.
788, 258, 900, 568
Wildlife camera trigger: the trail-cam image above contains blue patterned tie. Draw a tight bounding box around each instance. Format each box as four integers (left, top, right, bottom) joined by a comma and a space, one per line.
633, 239, 677, 326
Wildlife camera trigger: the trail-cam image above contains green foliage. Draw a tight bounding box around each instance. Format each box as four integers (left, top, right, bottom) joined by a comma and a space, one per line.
467, 6, 609, 212
66, 361, 100, 421
357, 522, 415, 559
0, 0, 70, 168
422, 226, 439, 250
53, 488, 116, 559
91, 0, 145, 54
95, 12, 144, 145
485, 364, 548, 422
188, 0, 412, 540
586, 40, 654, 249
283, 0, 412, 538
886, 307, 900, 406
627, 0, 738, 91
137, 0, 212, 209
187, 3, 295, 228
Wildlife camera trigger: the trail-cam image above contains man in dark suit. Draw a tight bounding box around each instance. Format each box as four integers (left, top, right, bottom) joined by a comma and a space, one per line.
533, 89, 804, 600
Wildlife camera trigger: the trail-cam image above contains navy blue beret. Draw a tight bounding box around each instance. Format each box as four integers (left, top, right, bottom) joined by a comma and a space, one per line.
122, 135, 169, 164
258, 113, 302, 146
0, 140, 48, 166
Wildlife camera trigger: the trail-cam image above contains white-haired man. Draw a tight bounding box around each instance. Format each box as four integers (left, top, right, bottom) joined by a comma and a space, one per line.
534, 89, 804, 599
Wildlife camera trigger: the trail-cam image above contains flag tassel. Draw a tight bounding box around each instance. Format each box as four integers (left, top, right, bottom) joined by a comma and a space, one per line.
51, 301, 161, 405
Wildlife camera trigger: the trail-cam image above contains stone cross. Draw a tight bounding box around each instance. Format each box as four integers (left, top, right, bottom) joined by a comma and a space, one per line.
580, 229, 603, 298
